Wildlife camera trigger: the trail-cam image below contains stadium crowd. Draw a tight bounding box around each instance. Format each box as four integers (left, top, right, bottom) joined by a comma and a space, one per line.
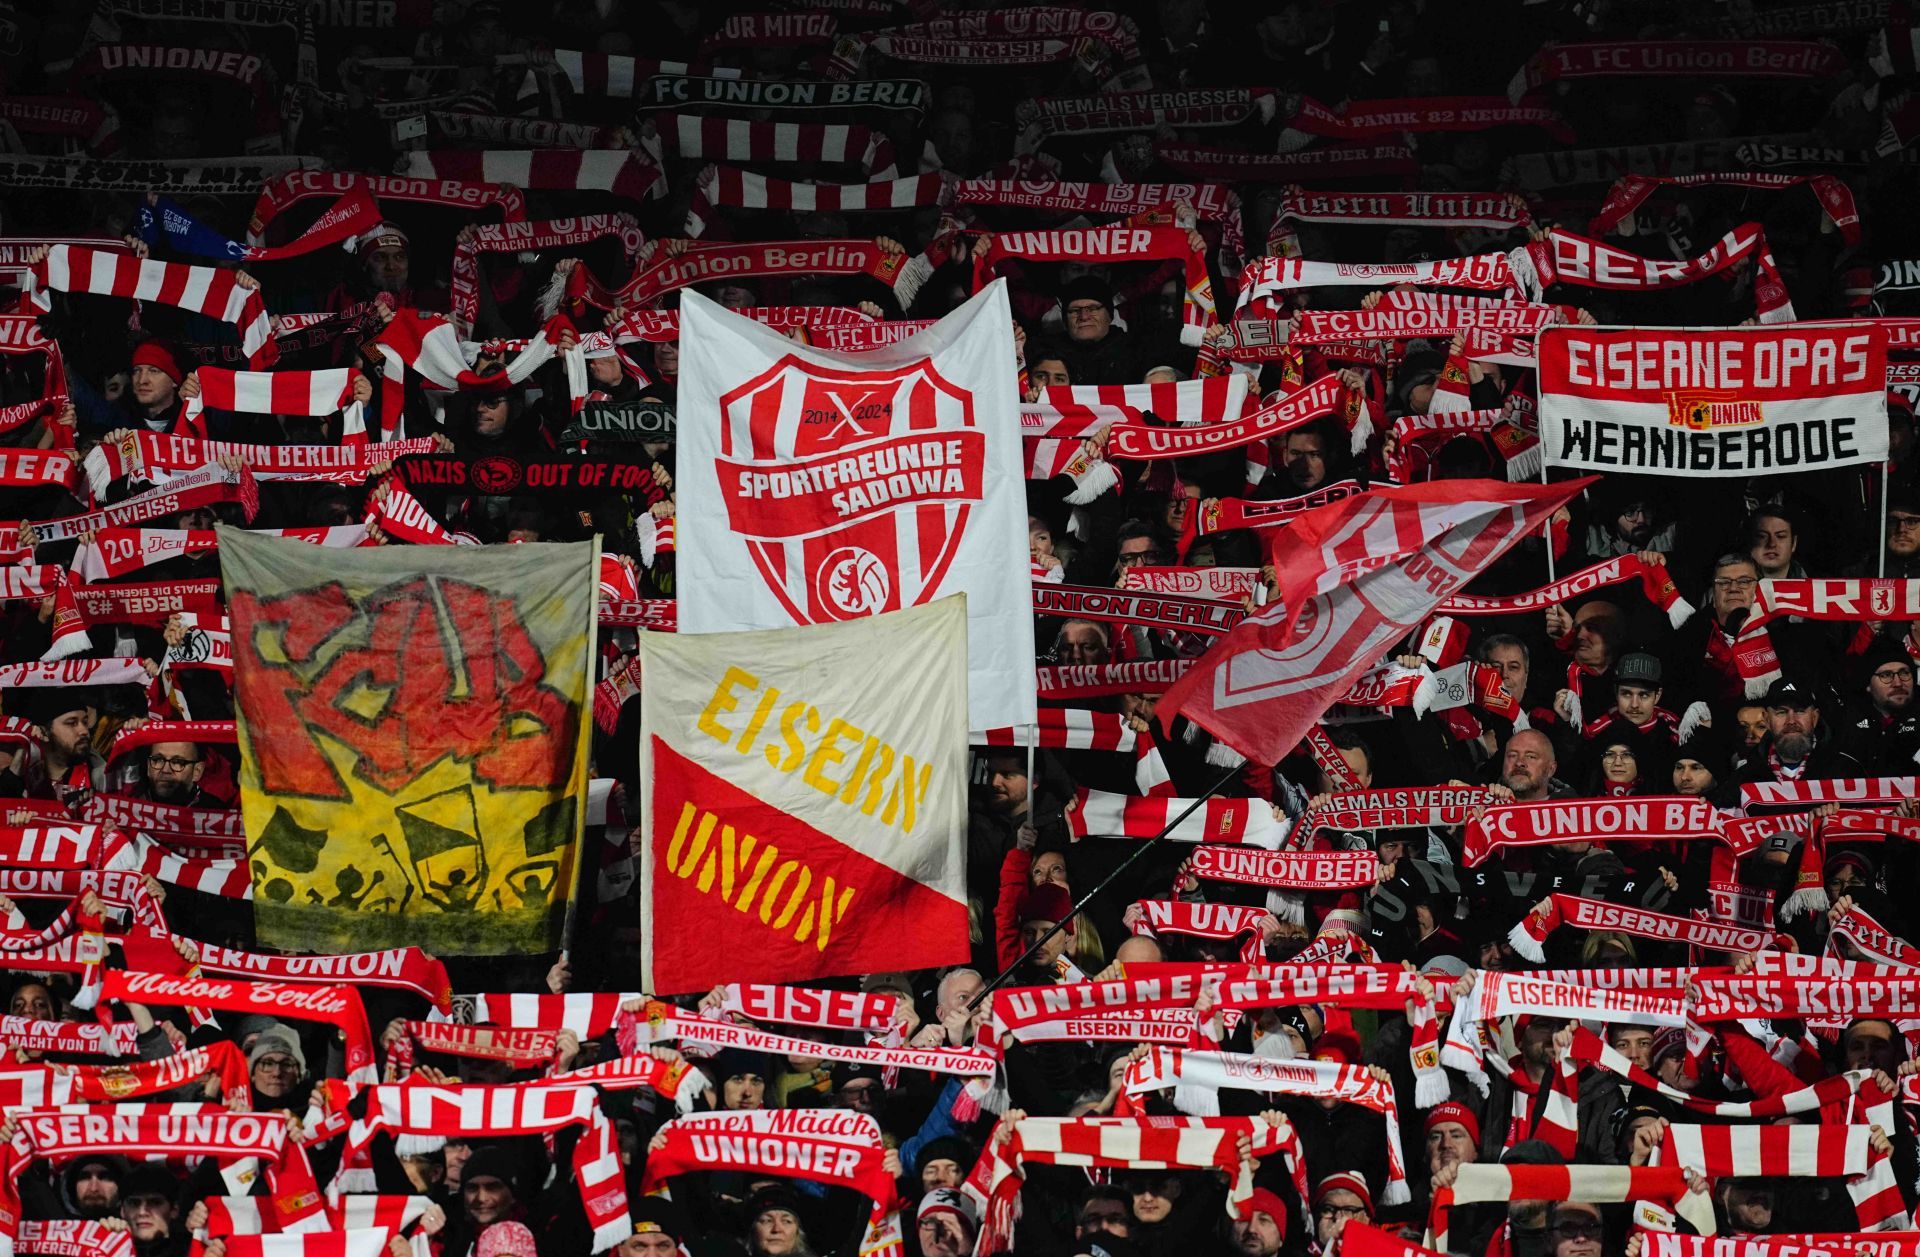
4, 2, 1920, 1257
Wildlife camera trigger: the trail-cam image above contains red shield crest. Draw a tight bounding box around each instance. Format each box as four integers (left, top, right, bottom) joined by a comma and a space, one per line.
716, 354, 984, 623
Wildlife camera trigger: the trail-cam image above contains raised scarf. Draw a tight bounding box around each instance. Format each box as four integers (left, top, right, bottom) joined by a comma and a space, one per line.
965, 1115, 1304, 1257
16, 1220, 130, 1257
591, 239, 922, 309
1156, 142, 1417, 182
368, 310, 577, 441
1518, 223, 1794, 322
0, 452, 77, 494
50, 1041, 250, 1104
468, 992, 642, 1039
87, 436, 420, 501
829, 8, 1140, 77
1123, 1048, 1410, 1204
1506, 895, 1774, 963
1568, 1026, 1863, 1120
139, 188, 377, 264
1122, 567, 1262, 602
452, 213, 644, 330
1185, 847, 1378, 891
977, 709, 1137, 752
1276, 189, 1530, 231
385, 1020, 558, 1077
1035, 659, 1191, 699
1738, 776, 1918, 810
0, 661, 148, 694
186, 1231, 409, 1257
975, 225, 1215, 347
634, 73, 929, 114
1021, 89, 1275, 136
44, 576, 224, 662
1589, 172, 1859, 244
1238, 252, 1517, 314
953, 179, 1244, 256
1430, 1164, 1713, 1252
21, 465, 246, 543
366, 484, 474, 547
1659, 1120, 1909, 1230
1690, 955, 1920, 1022
1748, 578, 1920, 631
1129, 900, 1268, 962
247, 172, 524, 246
1067, 788, 1283, 846
1290, 297, 1557, 344
1276, 95, 1571, 146
22, 246, 274, 367
71, 45, 277, 138
1034, 583, 1244, 636
1828, 902, 1920, 967
1463, 796, 1725, 866
1646, 1238, 1920, 1257
341, 1082, 627, 1249
98, 971, 374, 1084
1300, 785, 1496, 836
75, 525, 364, 581
1180, 480, 1371, 556
1103, 376, 1351, 459
649, 114, 894, 174
1047, 376, 1250, 426
85, 796, 243, 855
546, 1053, 706, 1108
118, 930, 450, 1010
402, 148, 661, 205
1508, 39, 1847, 101
621, 1003, 996, 1080
642, 1109, 895, 1226
1437, 554, 1690, 628
183, 365, 365, 442
684, 167, 949, 237
0, 1016, 137, 1057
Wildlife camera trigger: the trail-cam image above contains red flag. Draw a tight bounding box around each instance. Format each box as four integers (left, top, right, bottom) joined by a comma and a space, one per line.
1160, 478, 1589, 764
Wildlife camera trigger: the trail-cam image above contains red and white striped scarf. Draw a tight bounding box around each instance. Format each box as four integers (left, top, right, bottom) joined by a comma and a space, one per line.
1589, 172, 1859, 244
118, 832, 253, 900
366, 483, 474, 547
202, 1195, 430, 1238
1044, 377, 1248, 426
1129, 900, 1268, 962
1645, 1237, 1920, 1257
1508, 38, 1845, 101
1430, 1164, 1714, 1252
1828, 903, 1920, 967
22, 246, 275, 366
367, 310, 579, 440
180, 367, 364, 444
549, 1052, 707, 1108
536, 51, 707, 99
1068, 788, 1282, 846
187, 1228, 413, 1257
87, 434, 425, 500
1123, 1048, 1410, 1204
1567, 1027, 1863, 1120
469, 992, 641, 1040
1102, 376, 1356, 460
965, 1116, 1305, 1257
119, 929, 451, 1010
48, 1041, 251, 1104
952, 179, 1244, 256
1462, 797, 1726, 867
342, 1083, 627, 1249
247, 173, 525, 249
686, 167, 949, 237
590, 239, 923, 309
1659, 1120, 1910, 1230
1519, 223, 1794, 322
978, 709, 1136, 753
651, 115, 894, 175
402, 148, 662, 205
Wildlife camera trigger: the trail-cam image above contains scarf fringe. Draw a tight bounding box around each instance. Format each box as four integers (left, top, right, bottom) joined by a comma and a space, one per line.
1064, 459, 1119, 505
1678, 701, 1710, 741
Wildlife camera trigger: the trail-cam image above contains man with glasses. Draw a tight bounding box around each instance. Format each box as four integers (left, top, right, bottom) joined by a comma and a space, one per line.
1311, 1171, 1373, 1250
1664, 554, 1801, 709
1056, 277, 1136, 385
137, 740, 208, 806
1841, 640, 1920, 772
1075, 1186, 1133, 1244
1546, 1201, 1604, 1257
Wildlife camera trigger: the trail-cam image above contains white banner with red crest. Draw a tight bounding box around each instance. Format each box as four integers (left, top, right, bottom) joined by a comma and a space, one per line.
675, 282, 1032, 731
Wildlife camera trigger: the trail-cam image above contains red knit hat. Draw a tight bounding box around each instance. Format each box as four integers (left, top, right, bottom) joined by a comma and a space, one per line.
1313, 1170, 1373, 1216
1425, 1100, 1480, 1145
1017, 882, 1074, 932
130, 340, 183, 385
1245, 1187, 1288, 1237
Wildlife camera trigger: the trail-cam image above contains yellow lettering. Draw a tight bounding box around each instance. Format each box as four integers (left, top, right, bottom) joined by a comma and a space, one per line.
663, 802, 698, 873
697, 666, 758, 744
796, 876, 856, 950
768, 860, 812, 931
803, 718, 859, 797
735, 685, 779, 757
880, 757, 931, 833
771, 703, 819, 772
838, 735, 882, 806
673, 809, 717, 879
855, 742, 896, 817
734, 843, 779, 916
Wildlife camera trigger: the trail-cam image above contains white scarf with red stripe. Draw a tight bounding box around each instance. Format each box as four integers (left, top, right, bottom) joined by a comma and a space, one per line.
964, 1116, 1306, 1257
1067, 788, 1284, 846
367, 310, 581, 440
98, 971, 374, 1083
22, 246, 276, 366
1128, 899, 1269, 962
201, 1195, 430, 1238
686, 166, 949, 236
86, 433, 428, 500
180, 367, 365, 441
1517, 223, 1795, 322
642, 1109, 896, 1231
1659, 1119, 1910, 1230
648, 115, 895, 174
468, 992, 641, 1040
366, 484, 475, 546
1123, 1048, 1411, 1204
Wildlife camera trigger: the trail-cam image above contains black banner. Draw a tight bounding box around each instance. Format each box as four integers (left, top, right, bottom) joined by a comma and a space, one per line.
394, 454, 666, 502
558, 399, 676, 444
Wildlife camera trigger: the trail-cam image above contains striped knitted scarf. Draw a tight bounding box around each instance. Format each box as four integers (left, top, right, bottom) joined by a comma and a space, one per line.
247, 173, 525, 247
1429, 1164, 1715, 1252
342, 1083, 627, 1249
1129, 900, 1270, 962
1067, 788, 1283, 846
468, 992, 642, 1040
180, 366, 366, 444
202, 1194, 430, 1237
642, 1109, 896, 1230
1123, 1049, 1411, 1203
1518, 223, 1795, 322
965, 1116, 1307, 1257
646, 115, 895, 175
1658, 1120, 1910, 1230
0, 1015, 137, 1057
974, 225, 1216, 348
17, 1220, 130, 1257
456, 213, 645, 331
1505, 895, 1775, 963
402, 149, 662, 206
979, 709, 1137, 753
98, 972, 375, 1084
22, 246, 275, 367
684, 167, 949, 237
1566, 1027, 1866, 1120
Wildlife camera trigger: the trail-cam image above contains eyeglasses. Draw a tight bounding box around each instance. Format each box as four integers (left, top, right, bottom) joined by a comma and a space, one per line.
1066, 302, 1107, 316
1891, 515, 1920, 532
1552, 1221, 1604, 1241
146, 755, 200, 772
1873, 669, 1913, 683
124, 1195, 169, 1212
253, 1055, 300, 1074
1712, 577, 1759, 591
1116, 551, 1155, 566
1317, 1205, 1368, 1221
